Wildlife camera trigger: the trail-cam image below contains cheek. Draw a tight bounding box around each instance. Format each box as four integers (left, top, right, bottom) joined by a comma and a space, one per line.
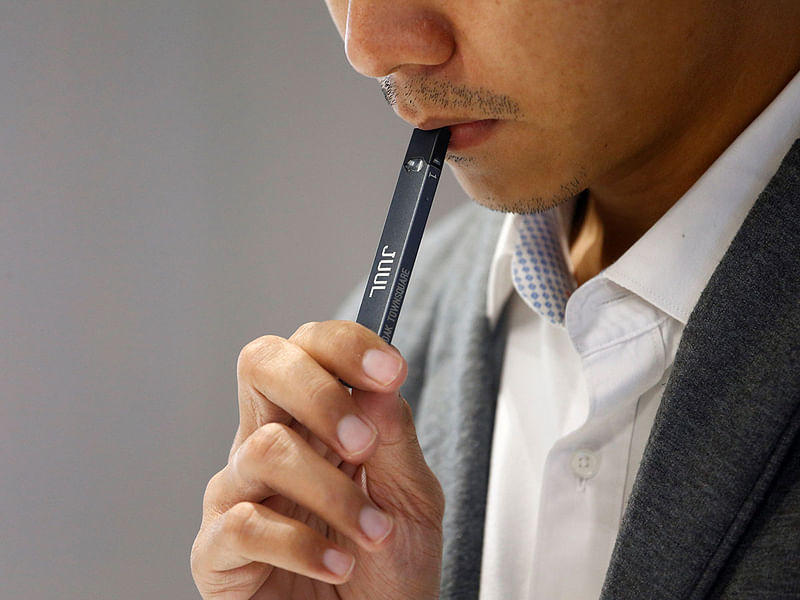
463, 6, 595, 120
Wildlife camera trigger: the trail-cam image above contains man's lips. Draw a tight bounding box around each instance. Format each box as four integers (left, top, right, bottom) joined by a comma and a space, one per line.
416, 118, 499, 152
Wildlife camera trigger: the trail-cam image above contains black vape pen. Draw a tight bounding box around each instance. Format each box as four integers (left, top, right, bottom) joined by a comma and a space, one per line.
356, 128, 450, 344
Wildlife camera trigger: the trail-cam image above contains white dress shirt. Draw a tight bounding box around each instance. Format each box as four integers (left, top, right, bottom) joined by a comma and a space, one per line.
479, 68, 800, 600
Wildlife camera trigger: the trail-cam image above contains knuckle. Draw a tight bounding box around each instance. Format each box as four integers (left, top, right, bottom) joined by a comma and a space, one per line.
330, 319, 371, 351
289, 321, 320, 344
189, 539, 204, 581
189, 533, 212, 584
224, 501, 260, 548
292, 319, 365, 354
239, 422, 294, 469
237, 335, 283, 380
307, 376, 345, 408
202, 469, 227, 509
327, 321, 353, 347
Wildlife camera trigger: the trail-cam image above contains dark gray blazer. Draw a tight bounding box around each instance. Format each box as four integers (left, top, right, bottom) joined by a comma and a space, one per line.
342, 140, 800, 598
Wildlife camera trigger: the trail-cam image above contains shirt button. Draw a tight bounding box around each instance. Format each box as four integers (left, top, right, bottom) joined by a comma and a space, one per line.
570, 449, 600, 479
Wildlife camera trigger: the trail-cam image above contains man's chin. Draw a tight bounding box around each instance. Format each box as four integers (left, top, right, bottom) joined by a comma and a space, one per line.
449, 159, 587, 214
455, 177, 577, 215
470, 195, 564, 215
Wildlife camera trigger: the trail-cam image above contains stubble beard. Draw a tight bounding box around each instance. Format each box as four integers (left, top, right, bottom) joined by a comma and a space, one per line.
380, 75, 587, 214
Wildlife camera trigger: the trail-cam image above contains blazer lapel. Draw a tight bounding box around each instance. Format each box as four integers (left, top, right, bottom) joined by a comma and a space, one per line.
601, 140, 800, 599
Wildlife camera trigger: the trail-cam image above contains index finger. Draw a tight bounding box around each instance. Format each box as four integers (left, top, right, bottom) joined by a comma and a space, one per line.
232, 320, 407, 460
289, 320, 407, 391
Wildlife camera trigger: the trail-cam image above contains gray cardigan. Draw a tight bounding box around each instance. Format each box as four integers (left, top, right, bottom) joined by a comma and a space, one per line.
340, 139, 800, 599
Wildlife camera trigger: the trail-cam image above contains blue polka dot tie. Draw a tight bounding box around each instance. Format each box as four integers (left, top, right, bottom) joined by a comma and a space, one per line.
511, 210, 576, 326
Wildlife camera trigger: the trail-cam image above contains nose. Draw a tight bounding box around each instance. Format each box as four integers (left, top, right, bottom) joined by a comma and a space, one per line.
344, 1, 454, 78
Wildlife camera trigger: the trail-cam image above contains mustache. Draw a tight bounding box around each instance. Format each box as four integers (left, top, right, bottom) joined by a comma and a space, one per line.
379, 75, 523, 119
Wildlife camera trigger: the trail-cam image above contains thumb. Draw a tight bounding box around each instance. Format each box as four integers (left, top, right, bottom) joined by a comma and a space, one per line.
351, 389, 444, 522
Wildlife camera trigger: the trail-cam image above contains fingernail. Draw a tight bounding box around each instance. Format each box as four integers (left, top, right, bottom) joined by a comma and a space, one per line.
322, 548, 355, 578
362, 349, 402, 385
337, 414, 377, 455
359, 506, 393, 543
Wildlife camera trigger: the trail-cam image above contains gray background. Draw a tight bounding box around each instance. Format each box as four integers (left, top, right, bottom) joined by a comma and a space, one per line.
0, 2, 466, 598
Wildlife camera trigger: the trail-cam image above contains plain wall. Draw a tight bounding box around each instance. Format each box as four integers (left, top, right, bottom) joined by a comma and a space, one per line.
0, 3, 466, 598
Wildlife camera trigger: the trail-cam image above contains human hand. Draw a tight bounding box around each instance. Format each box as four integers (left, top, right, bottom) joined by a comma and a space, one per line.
191, 320, 444, 599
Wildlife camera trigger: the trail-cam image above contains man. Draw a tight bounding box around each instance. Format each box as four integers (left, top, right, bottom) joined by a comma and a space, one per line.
191, 1, 800, 598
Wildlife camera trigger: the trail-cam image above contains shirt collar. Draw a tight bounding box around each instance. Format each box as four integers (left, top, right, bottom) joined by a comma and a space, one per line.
486, 213, 517, 329
605, 67, 800, 324
487, 67, 800, 328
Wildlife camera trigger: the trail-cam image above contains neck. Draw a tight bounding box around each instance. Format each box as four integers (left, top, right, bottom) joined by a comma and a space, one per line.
570, 7, 800, 284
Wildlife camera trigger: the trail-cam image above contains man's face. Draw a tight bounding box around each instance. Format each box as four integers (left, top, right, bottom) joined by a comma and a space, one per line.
324, 0, 735, 213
